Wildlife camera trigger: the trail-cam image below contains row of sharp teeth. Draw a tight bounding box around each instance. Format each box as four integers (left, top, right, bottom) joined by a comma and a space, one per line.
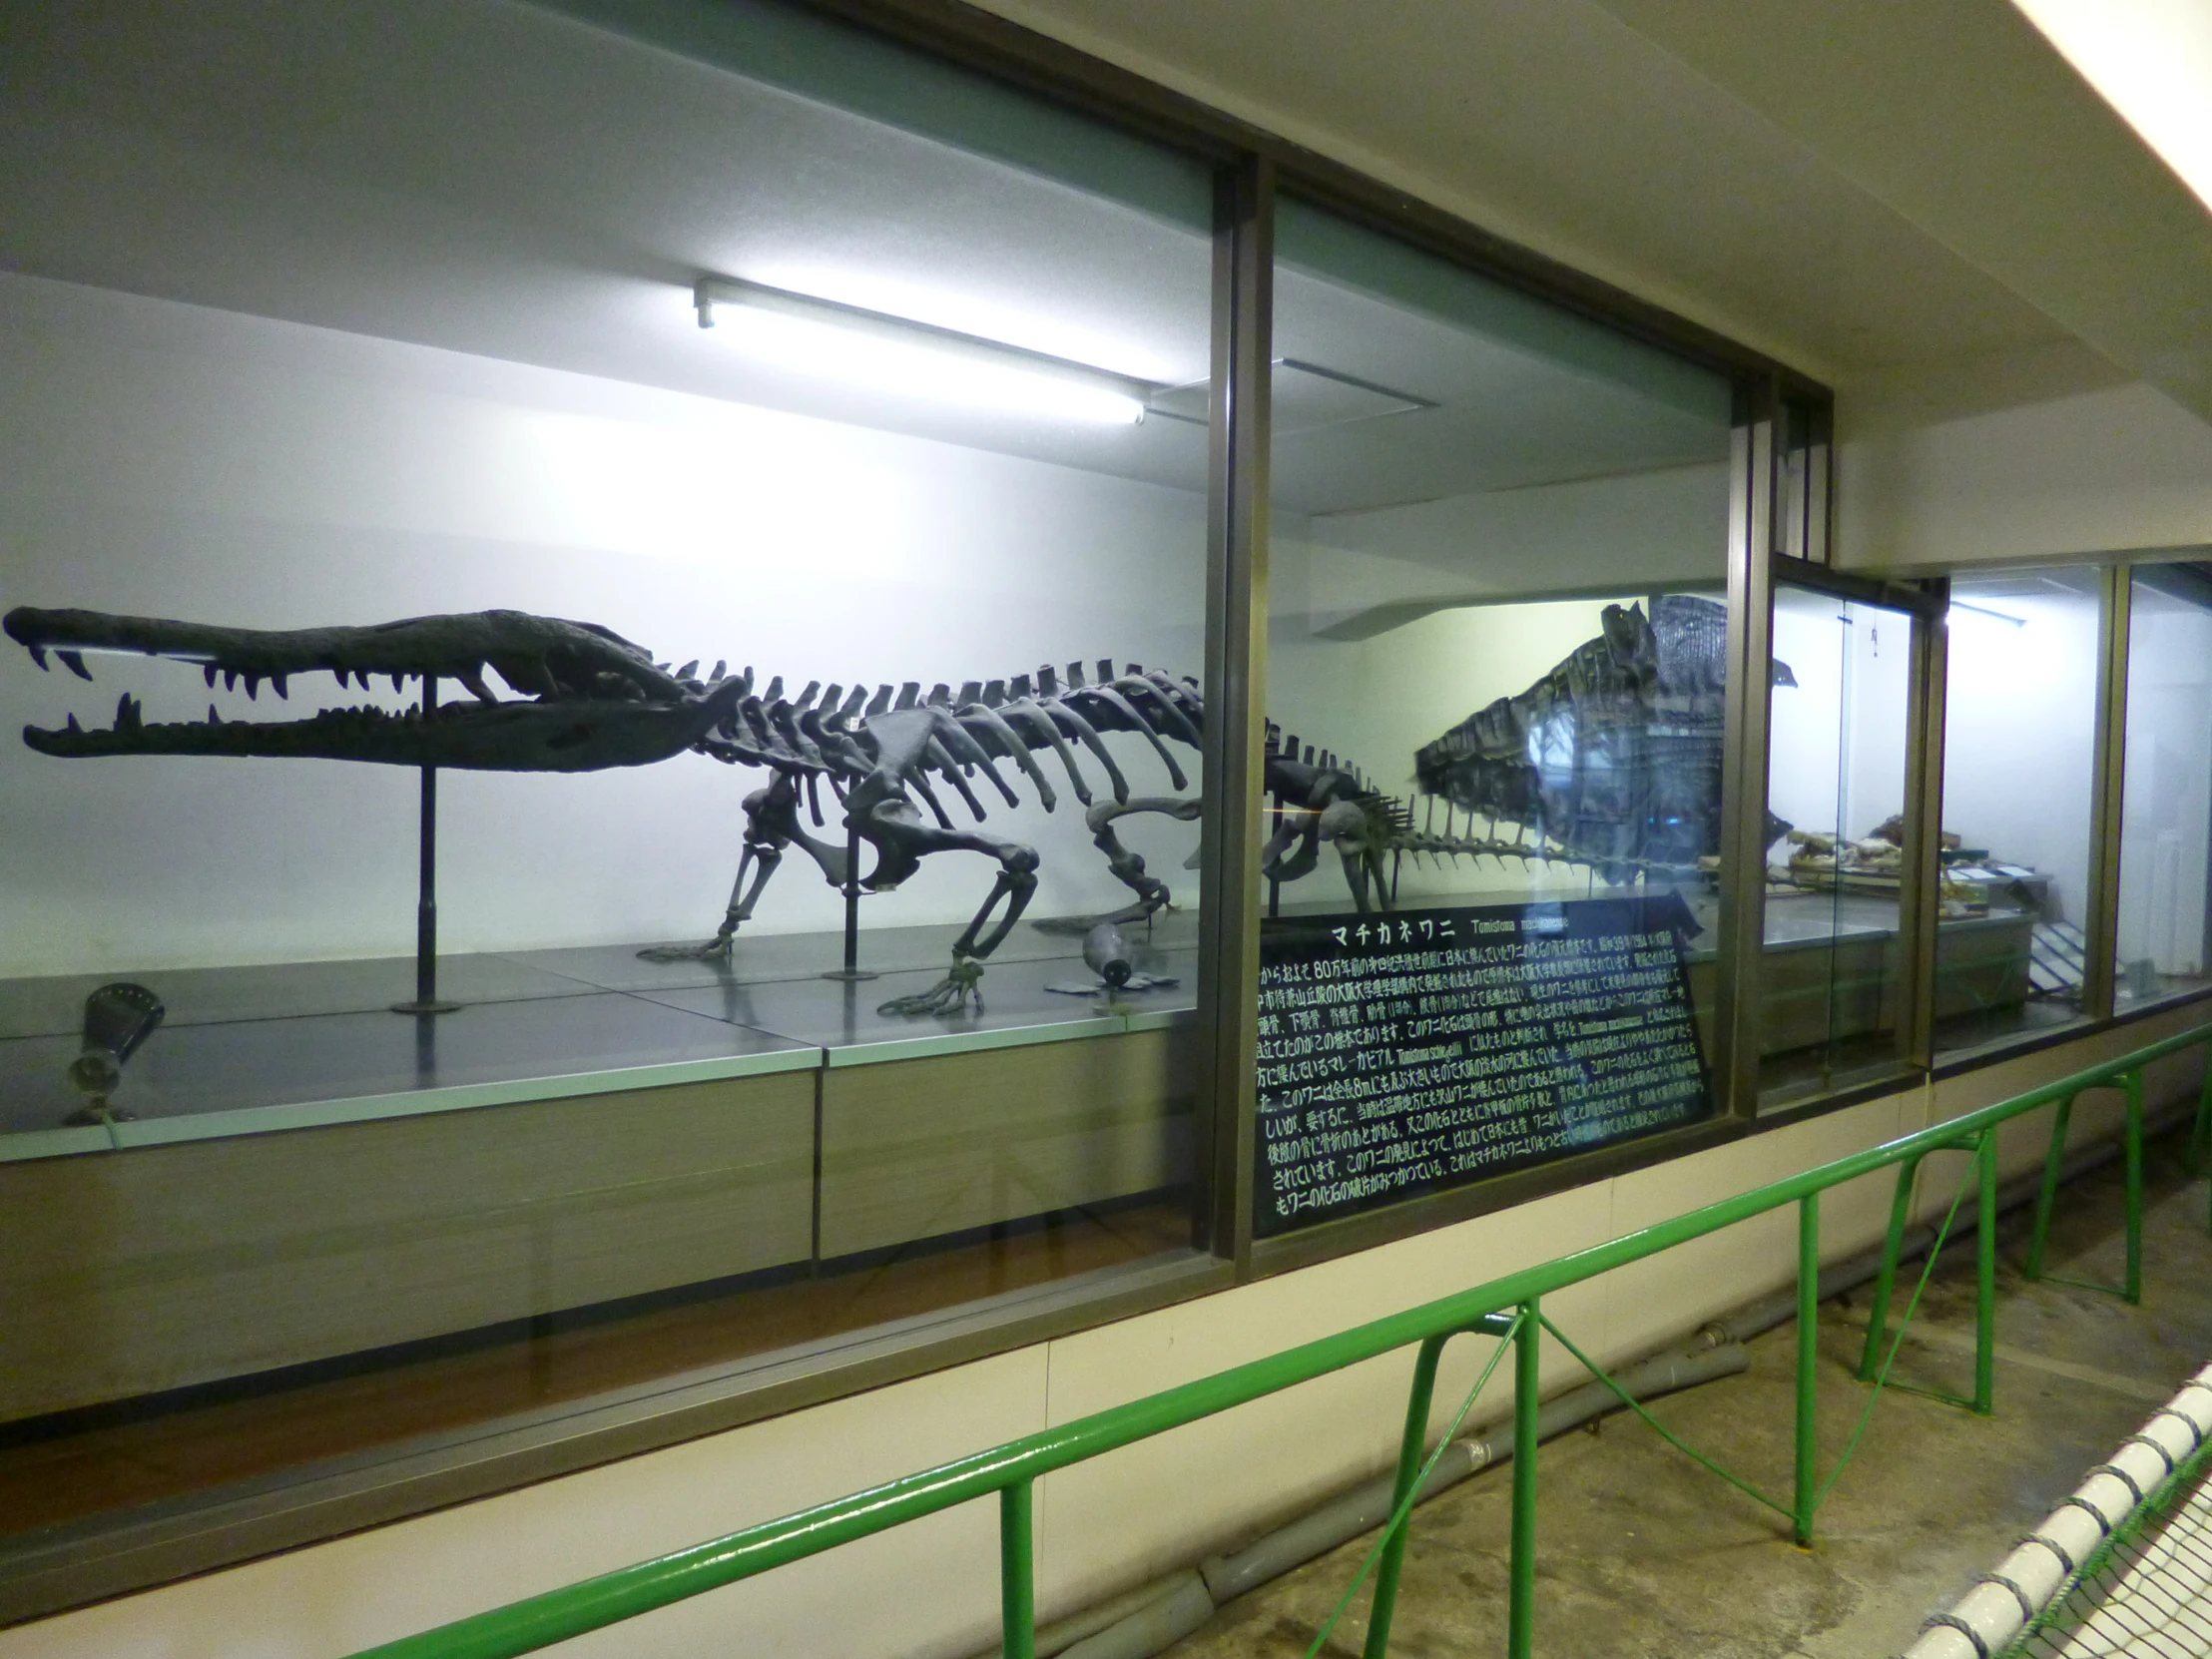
25, 648, 445, 700
61, 696, 490, 735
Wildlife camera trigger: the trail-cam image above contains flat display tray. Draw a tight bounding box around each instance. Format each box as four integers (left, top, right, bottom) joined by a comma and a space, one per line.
0, 915, 1198, 1158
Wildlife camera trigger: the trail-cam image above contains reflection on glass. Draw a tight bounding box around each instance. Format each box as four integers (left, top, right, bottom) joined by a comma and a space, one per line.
1935, 570, 2100, 1057
1760, 586, 1917, 1106
0, 3, 1214, 1546
2117, 566, 2212, 1006
1252, 197, 1735, 1233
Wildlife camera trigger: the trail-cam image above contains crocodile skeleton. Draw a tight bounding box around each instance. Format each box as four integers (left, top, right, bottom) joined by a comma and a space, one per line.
1414, 594, 1796, 881
5, 602, 1729, 1018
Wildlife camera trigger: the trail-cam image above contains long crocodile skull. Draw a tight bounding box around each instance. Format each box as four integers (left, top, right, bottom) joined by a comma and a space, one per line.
2, 607, 744, 771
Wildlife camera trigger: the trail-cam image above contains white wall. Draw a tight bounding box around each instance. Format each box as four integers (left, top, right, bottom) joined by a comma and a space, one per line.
1767, 590, 1845, 844
2119, 592, 2212, 973
1842, 599, 1913, 842
1942, 582, 2099, 922
9, 1008, 2202, 1659
1838, 371, 2212, 573
1766, 590, 1912, 854
0, 275, 1210, 976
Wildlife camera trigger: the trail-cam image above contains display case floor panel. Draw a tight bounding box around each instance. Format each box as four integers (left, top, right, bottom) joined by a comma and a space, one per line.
0, 922, 1200, 1152
1931, 995, 2092, 1066
0, 1198, 1193, 1537
639, 948, 1196, 1066
0, 953, 599, 1040
512, 909, 1202, 996
0, 991, 818, 1143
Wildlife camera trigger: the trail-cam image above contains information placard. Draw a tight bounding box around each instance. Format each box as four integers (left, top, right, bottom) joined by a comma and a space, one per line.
1254, 894, 1712, 1236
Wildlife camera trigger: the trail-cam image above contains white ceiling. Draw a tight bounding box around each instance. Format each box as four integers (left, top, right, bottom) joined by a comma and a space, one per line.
0, 0, 1218, 491
966, 0, 2212, 424
0, 0, 1758, 521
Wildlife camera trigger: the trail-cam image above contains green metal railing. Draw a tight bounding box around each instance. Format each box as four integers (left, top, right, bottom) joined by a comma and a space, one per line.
351, 1021, 2212, 1659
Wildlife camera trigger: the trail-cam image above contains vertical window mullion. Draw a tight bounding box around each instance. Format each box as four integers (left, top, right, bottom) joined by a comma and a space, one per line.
1196, 153, 1274, 1272
1715, 378, 1780, 1118
2084, 565, 2133, 1019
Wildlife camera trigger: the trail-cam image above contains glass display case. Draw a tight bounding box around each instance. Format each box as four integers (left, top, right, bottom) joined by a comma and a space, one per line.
5, 0, 2194, 1620
2116, 565, 2212, 1007
1935, 568, 2102, 1056
1253, 198, 1738, 1234
0, 0, 1217, 1547
1759, 581, 1921, 1106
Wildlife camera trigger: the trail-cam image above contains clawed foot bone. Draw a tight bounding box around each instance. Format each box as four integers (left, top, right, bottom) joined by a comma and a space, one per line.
637, 935, 734, 963
877, 955, 985, 1017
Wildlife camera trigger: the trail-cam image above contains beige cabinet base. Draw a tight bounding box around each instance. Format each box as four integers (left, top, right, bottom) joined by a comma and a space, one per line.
820, 1029, 1194, 1260
0, 1073, 814, 1421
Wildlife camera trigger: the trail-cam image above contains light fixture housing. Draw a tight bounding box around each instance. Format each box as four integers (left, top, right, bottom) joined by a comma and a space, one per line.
693, 276, 1157, 425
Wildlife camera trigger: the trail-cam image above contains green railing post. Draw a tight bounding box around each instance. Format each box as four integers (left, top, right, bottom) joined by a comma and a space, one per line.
1794, 1192, 1820, 1546
2191, 1036, 2212, 1181
2198, 1036, 2212, 1234
2124, 1070, 2145, 1305
1000, 1479, 1035, 1659
1508, 1300, 1540, 1659
1367, 1315, 1512, 1659
1974, 1131, 1997, 1416
1364, 1335, 1448, 1659
1858, 1155, 1921, 1382
2023, 1092, 2075, 1282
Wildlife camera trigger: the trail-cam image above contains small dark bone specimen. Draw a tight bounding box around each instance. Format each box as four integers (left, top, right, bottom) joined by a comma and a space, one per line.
3, 607, 744, 771
1043, 920, 1180, 996
1413, 595, 1794, 880
65, 981, 165, 1126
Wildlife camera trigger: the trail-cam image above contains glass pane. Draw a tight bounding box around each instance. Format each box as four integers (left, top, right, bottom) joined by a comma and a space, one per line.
1935, 570, 2101, 1057
1254, 198, 1735, 1238
1776, 398, 1831, 565
1761, 586, 1918, 1107
0, 0, 1213, 1541
2116, 565, 2212, 1007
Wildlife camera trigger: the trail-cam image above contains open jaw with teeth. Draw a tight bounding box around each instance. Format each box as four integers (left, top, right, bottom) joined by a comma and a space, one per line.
4, 607, 745, 772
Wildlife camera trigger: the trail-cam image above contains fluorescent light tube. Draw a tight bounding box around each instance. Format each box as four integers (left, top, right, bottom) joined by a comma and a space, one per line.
694, 276, 1154, 425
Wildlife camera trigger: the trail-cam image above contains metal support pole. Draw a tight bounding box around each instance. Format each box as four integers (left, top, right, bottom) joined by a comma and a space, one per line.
1366, 1335, 1447, 1659
1975, 1131, 1997, 1416
2124, 1070, 2144, 1305
2024, 1093, 2076, 1281
1858, 1156, 1920, 1381
820, 815, 876, 982
392, 674, 459, 1015
1000, 1479, 1035, 1659
1794, 1192, 1820, 1545
417, 762, 436, 1003
1508, 1300, 1541, 1659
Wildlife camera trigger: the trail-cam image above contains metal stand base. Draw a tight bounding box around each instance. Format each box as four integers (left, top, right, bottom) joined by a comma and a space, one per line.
390, 999, 462, 1015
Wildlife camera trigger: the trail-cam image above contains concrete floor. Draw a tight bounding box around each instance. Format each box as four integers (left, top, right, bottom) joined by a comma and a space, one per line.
1163, 1132, 2212, 1659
